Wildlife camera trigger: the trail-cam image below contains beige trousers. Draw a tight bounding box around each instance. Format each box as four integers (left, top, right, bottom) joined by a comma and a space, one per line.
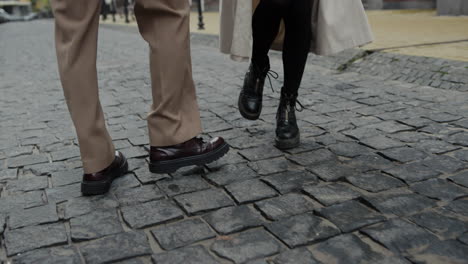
52, 0, 202, 173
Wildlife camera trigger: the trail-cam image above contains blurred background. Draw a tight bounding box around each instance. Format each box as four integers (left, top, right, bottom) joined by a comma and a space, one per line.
1, 0, 467, 61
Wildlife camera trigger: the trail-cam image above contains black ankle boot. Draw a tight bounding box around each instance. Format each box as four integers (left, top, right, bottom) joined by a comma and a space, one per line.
276, 91, 300, 150
238, 59, 270, 120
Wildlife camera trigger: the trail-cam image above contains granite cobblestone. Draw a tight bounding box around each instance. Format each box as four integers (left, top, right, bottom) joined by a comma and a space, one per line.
1, 21, 467, 263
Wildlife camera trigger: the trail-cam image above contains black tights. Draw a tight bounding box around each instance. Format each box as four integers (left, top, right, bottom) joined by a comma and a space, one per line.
252, 0, 312, 96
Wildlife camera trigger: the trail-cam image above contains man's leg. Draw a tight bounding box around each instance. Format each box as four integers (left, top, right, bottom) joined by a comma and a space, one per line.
134, 0, 202, 147
51, 0, 115, 174
134, 0, 229, 174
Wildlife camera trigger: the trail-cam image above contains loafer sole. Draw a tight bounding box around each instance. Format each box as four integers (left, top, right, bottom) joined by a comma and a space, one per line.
81, 158, 129, 196
149, 142, 230, 174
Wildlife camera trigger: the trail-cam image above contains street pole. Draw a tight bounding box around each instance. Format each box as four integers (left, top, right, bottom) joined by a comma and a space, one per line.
197, 0, 205, 30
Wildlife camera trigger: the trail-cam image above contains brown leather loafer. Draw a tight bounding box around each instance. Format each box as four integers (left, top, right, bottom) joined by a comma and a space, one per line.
149, 137, 229, 174
81, 151, 128, 196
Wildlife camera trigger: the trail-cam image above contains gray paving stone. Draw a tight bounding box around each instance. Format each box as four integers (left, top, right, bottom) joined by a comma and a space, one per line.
226, 179, 277, 204
449, 171, 468, 188
4, 222, 68, 256
459, 233, 468, 245
114, 257, 148, 264
12, 245, 81, 264
51, 169, 82, 187
205, 163, 257, 186
423, 112, 462, 123
341, 126, 381, 140
447, 132, 468, 147
453, 119, 468, 129
127, 158, 147, 173
346, 171, 405, 192
273, 248, 320, 264
283, 140, 323, 154
64, 195, 119, 219
303, 183, 361, 206
174, 188, 234, 215
248, 157, 297, 176
246, 259, 268, 264
25, 162, 68, 176
157, 175, 210, 197
110, 173, 141, 192
70, 209, 123, 241
119, 146, 148, 159
318, 200, 386, 232
262, 170, 318, 194
364, 191, 437, 216
378, 147, 427, 163
45, 182, 82, 203
360, 135, 406, 150
152, 245, 220, 264
80, 231, 152, 264
133, 167, 169, 184
203, 205, 265, 235
0, 191, 46, 214
328, 142, 372, 158
206, 150, 247, 167
408, 211, 468, 239
440, 199, 468, 217
6, 176, 48, 192
422, 155, 466, 174
345, 153, 395, 172
286, 149, 337, 166
417, 140, 460, 154
255, 193, 316, 220
411, 178, 468, 201
151, 218, 216, 250
7, 154, 49, 168
128, 136, 148, 146
50, 146, 81, 161
5, 146, 34, 158
114, 185, 165, 206
121, 199, 183, 229
408, 239, 468, 264
384, 161, 441, 183
265, 213, 340, 248
0, 168, 17, 182
307, 161, 357, 181
211, 229, 282, 263
453, 149, 468, 162
362, 218, 439, 254
310, 234, 393, 264
8, 203, 58, 230
0, 213, 5, 234
238, 144, 284, 161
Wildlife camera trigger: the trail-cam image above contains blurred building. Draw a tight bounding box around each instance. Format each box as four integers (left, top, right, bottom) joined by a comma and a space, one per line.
0, 0, 32, 16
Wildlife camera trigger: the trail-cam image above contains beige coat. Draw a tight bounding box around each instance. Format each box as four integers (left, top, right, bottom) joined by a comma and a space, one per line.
220, 0, 374, 61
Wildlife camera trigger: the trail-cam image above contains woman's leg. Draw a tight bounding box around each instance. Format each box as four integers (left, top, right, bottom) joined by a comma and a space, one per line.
251, 0, 289, 67
275, 0, 312, 149
282, 0, 312, 96
239, 0, 292, 120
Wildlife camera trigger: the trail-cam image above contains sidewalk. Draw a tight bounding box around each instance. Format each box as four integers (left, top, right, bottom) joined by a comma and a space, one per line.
1, 21, 468, 263
102, 10, 468, 62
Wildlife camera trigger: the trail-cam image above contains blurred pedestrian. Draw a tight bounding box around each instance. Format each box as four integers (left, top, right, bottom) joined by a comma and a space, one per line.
51, 0, 230, 196
220, 0, 373, 149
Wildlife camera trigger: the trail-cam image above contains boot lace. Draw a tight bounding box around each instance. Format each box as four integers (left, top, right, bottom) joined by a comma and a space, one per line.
265, 70, 279, 93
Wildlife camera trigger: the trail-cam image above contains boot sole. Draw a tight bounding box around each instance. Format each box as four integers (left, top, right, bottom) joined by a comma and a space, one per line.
81, 159, 129, 196
275, 134, 300, 150
149, 143, 230, 174
238, 94, 262, 121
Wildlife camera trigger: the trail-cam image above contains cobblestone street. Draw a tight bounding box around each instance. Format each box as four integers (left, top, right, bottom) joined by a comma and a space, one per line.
1, 21, 468, 263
